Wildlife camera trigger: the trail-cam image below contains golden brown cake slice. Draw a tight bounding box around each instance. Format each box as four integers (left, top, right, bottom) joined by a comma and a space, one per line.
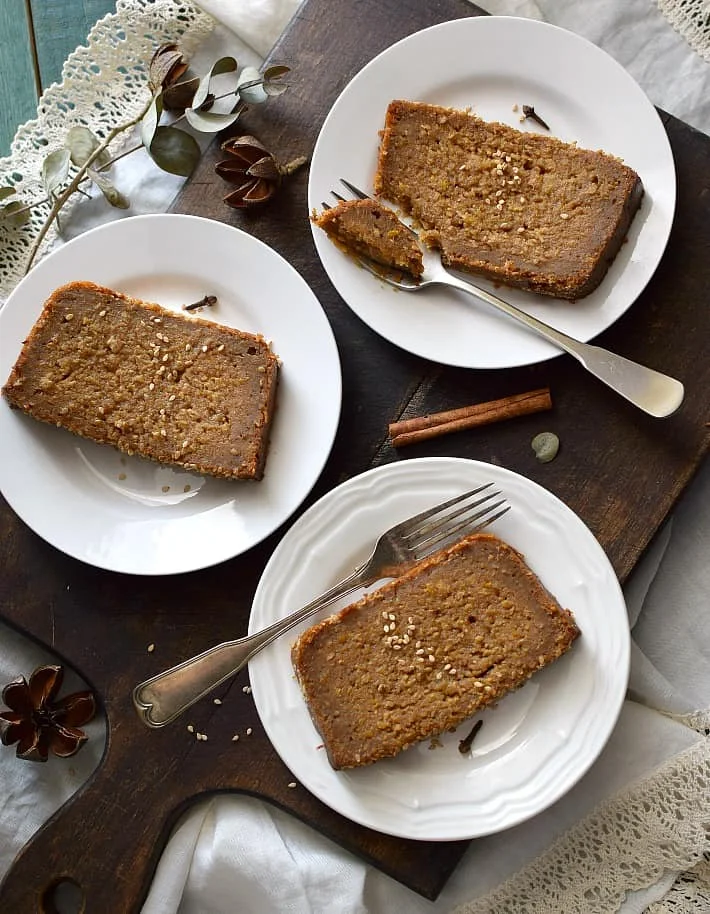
291, 532, 580, 770
2, 281, 279, 480
374, 100, 643, 299
313, 198, 424, 277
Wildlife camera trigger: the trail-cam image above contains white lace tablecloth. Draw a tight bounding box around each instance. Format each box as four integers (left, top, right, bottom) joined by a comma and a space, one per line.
1, 2, 709, 913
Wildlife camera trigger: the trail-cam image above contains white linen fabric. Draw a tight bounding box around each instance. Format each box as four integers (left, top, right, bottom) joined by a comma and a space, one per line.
0, 1, 709, 913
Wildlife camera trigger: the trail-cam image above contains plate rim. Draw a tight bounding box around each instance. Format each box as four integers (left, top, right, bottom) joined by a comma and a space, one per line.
0, 213, 342, 575
249, 456, 631, 841
307, 15, 676, 369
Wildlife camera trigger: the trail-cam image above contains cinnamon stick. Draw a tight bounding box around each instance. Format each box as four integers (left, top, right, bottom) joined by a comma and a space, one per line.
389, 388, 552, 448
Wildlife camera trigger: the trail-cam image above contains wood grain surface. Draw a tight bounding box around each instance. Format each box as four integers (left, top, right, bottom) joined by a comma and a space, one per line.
0, 0, 708, 911
0, 0, 37, 157
0, 0, 115, 156
28, 0, 116, 89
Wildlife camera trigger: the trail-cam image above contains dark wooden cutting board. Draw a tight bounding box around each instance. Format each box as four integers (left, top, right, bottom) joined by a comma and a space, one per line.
1, 0, 708, 911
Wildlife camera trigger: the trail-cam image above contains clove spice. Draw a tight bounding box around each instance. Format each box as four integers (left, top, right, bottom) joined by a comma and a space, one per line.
458, 719, 483, 755
183, 295, 217, 312
522, 105, 550, 130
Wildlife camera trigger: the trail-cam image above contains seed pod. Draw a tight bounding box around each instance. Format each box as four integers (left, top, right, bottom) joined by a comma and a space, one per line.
531, 431, 559, 463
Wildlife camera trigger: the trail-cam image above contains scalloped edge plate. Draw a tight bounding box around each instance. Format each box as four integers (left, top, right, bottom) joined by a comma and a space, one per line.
250, 457, 629, 840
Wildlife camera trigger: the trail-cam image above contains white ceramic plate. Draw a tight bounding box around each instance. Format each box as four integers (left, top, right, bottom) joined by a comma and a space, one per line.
308, 17, 676, 369
0, 215, 341, 575
250, 457, 629, 841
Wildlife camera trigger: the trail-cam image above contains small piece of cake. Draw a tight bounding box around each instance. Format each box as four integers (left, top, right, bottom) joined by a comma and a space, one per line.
291, 532, 579, 770
374, 100, 643, 299
314, 198, 424, 277
2, 281, 279, 480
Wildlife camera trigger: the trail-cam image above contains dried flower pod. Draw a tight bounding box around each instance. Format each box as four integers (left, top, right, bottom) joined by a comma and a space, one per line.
162, 77, 202, 112
149, 43, 189, 94
215, 136, 307, 208
0, 665, 97, 762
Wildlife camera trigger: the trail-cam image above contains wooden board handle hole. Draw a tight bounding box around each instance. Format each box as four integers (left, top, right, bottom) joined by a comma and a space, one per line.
40, 877, 85, 914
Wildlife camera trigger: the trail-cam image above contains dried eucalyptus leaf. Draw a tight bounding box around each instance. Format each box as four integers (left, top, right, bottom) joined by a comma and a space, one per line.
263, 80, 289, 98
191, 56, 238, 110
211, 55, 239, 77
0, 200, 30, 226
66, 126, 110, 168
87, 168, 130, 209
148, 126, 200, 176
140, 94, 164, 150
237, 68, 267, 105
531, 432, 560, 463
41, 148, 71, 196
238, 66, 261, 84
262, 65, 290, 97
0, 186, 16, 202
183, 107, 241, 133
262, 64, 290, 81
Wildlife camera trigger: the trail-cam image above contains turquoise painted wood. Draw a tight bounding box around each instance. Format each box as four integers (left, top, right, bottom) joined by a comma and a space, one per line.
29, 0, 116, 88
0, 0, 37, 158
0, 0, 116, 158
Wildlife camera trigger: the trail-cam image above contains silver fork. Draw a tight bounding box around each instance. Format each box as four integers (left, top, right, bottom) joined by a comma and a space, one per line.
133, 483, 509, 728
330, 180, 684, 419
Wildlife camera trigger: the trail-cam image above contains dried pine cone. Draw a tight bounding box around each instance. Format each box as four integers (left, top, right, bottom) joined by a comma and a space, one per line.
0, 665, 96, 762
215, 136, 307, 208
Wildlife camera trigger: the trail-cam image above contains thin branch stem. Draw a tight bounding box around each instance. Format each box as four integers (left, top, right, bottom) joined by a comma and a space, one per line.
8, 175, 91, 218
96, 142, 143, 172
24, 96, 154, 274
5, 197, 48, 218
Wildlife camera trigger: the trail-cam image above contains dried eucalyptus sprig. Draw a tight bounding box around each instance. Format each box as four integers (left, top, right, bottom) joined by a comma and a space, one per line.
0, 44, 290, 275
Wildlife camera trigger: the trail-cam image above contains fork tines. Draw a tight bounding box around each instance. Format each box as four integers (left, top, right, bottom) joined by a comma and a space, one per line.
322, 183, 365, 211
339, 179, 369, 200
396, 484, 510, 560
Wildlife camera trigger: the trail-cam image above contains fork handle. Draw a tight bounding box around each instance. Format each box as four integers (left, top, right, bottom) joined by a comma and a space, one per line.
132, 562, 372, 728
440, 272, 684, 418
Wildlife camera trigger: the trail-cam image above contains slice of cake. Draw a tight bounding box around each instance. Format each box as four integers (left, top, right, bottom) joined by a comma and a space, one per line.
374, 100, 643, 299
2, 281, 279, 480
314, 198, 424, 277
291, 532, 579, 770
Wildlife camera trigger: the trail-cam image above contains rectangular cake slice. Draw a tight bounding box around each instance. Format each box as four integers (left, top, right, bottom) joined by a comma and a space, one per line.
2, 281, 279, 480
374, 100, 643, 299
291, 532, 580, 769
